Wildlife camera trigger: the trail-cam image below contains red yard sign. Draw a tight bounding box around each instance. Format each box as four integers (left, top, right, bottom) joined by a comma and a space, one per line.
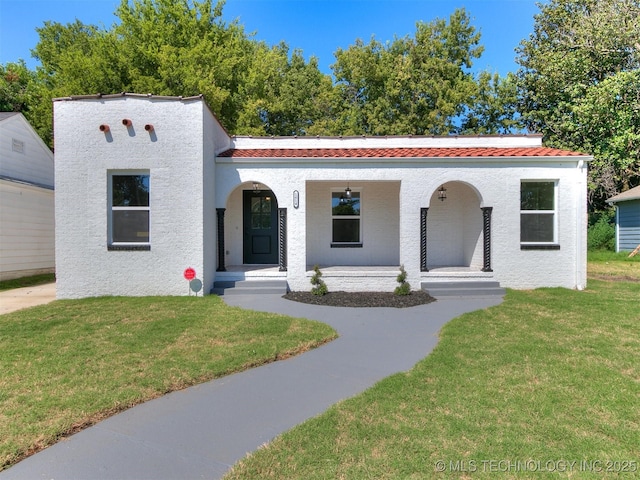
183, 267, 196, 281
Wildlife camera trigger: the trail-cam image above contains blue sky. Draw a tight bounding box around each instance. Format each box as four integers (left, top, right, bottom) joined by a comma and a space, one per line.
0, 0, 541, 76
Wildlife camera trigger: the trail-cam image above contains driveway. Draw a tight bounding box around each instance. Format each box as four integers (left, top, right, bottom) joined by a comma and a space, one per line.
0, 282, 56, 315
1, 293, 503, 480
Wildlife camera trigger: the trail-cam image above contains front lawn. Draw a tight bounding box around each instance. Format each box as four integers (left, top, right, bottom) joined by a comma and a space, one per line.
226, 260, 640, 479
0, 295, 336, 470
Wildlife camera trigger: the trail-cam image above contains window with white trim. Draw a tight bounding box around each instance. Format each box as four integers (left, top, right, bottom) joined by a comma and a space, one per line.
520, 180, 557, 245
109, 172, 150, 246
331, 189, 362, 247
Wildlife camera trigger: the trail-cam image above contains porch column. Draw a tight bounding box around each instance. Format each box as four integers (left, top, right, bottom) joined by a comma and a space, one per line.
278, 207, 287, 272
216, 208, 226, 272
420, 207, 429, 272
482, 206, 493, 272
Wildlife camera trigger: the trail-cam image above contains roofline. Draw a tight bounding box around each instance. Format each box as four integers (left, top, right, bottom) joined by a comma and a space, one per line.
231, 134, 547, 150
0, 175, 54, 190
0, 112, 54, 158
52, 92, 231, 137
607, 186, 640, 204
232, 133, 544, 140
0, 112, 20, 122
216, 155, 592, 165
52, 92, 206, 102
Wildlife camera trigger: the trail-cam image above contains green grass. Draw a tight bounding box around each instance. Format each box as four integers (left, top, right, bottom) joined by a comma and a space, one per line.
226, 264, 640, 479
587, 250, 640, 282
0, 273, 56, 291
0, 295, 336, 470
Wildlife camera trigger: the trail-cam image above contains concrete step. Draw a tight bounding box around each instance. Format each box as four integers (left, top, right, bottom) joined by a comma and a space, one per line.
212, 279, 288, 296
421, 280, 505, 298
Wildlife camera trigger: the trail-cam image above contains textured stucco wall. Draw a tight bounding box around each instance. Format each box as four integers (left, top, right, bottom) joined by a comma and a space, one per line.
53, 97, 588, 297
215, 159, 588, 292
54, 96, 215, 298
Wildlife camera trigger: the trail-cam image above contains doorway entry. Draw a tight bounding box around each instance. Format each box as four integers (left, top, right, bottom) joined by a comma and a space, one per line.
243, 190, 278, 264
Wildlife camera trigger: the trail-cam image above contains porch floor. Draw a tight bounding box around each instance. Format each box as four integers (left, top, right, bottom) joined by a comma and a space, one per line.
217, 264, 492, 277
216, 265, 285, 281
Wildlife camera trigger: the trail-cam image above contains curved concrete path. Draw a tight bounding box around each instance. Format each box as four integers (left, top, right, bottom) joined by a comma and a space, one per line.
1, 293, 503, 480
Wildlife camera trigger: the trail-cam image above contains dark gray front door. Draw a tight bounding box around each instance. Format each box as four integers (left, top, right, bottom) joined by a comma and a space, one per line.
243, 190, 278, 264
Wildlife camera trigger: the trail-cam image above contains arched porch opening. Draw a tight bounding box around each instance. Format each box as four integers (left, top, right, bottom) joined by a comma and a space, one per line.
217, 181, 285, 272
425, 181, 484, 270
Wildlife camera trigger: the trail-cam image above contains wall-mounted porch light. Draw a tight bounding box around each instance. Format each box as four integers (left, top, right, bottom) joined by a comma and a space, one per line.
253, 182, 261, 192
438, 185, 447, 202
344, 183, 352, 199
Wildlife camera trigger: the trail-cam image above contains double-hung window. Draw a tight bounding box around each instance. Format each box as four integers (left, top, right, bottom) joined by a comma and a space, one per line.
109, 172, 150, 248
331, 189, 362, 247
520, 180, 558, 247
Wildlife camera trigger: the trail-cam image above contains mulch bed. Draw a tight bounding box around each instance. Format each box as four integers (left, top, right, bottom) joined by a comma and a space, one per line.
283, 290, 436, 308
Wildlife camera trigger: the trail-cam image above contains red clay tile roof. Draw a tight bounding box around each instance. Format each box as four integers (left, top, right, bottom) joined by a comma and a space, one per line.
218, 147, 585, 158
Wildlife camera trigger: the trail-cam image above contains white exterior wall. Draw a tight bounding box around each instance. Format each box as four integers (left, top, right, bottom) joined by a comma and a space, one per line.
0, 114, 54, 186
52, 97, 588, 297
54, 96, 218, 298
305, 180, 400, 266
216, 158, 588, 292
0, 113, 55, 280
0, 180, 55, 280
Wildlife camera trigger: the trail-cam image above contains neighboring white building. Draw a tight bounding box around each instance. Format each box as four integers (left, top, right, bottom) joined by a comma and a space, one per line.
53, 93, 591, 299
0, 112, 55, 281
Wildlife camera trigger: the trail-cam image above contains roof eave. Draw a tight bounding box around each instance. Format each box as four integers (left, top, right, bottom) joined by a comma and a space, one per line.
216, 154, 592, 164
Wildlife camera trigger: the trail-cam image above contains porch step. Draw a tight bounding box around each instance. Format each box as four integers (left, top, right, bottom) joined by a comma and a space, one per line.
212, 279, 288, 296
421, 280, 505, 298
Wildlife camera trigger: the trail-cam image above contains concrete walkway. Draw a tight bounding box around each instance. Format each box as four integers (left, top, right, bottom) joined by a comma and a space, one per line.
0, 282, 56, 315
1, 293, 503, 480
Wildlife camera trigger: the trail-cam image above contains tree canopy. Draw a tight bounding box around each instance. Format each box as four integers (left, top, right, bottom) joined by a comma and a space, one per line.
2, 0, 516, 145
516, 0, 640, 208
10, 0, 639, 212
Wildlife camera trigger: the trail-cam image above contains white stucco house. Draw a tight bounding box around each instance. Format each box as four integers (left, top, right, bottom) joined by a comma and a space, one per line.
52, 93, 590, 299
0, 112, 55, 281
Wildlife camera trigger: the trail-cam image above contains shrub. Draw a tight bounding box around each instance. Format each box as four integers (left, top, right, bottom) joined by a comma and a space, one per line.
310, 265, 328, 296
588, 210, 615, 251
394, 265, 411, 296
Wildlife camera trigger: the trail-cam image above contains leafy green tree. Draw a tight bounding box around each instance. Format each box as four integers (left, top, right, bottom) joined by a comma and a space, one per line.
329, 8, 484, 136
235, 43, 334, 136
459, 71, 523, 134
516, 0, 640, 208
0, 61, 37, 112
27, 0, 332, 140
0, 61, 53, 144
17, 0, 522, 144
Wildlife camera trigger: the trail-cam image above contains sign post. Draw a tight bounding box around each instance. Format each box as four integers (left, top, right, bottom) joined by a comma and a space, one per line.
183, 267, 197, 295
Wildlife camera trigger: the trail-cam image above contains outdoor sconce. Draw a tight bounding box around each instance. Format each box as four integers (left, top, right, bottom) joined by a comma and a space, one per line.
438, 185, 447, 202
344, 184, 352, 199
99, 124, 110, 132
144, 124, 154, 132
253, 182, 261, 192
122, 118, 132, 127
293, 190, 299, 209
